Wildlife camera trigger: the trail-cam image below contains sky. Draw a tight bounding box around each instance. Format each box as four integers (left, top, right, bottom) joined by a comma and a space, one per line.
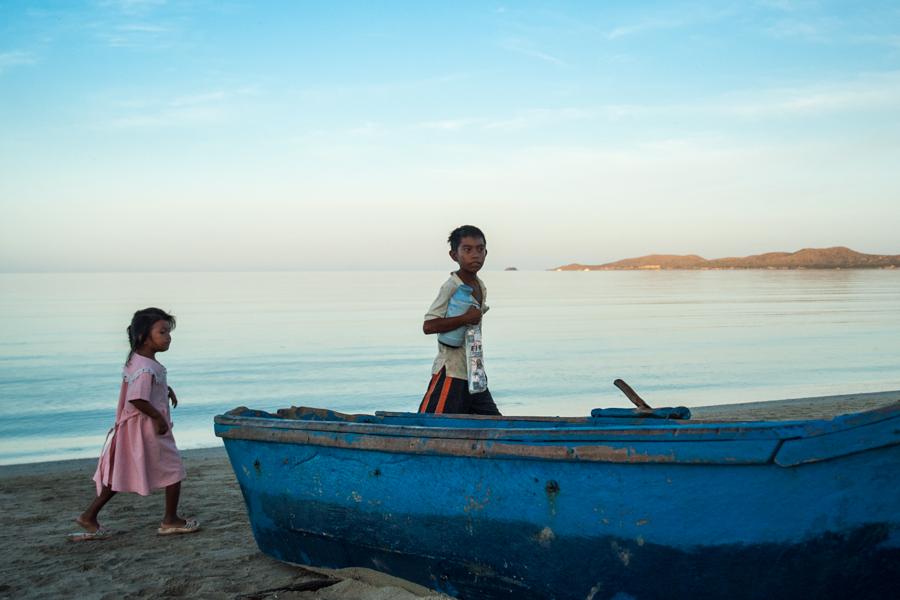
2, 0, 899, 271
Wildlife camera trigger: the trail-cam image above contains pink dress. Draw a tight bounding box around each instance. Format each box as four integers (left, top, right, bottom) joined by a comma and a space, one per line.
93, 354, 186, 496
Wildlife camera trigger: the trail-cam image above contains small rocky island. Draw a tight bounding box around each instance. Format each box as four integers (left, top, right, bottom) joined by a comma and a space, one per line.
554, 247, 900, 271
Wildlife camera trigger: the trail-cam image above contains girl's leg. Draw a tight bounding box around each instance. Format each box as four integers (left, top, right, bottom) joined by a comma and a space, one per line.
77, 486, 116, 532
162, 481, 186, 527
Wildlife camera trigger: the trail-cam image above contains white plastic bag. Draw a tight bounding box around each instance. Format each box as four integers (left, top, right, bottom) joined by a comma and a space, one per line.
465, 325, 487, 394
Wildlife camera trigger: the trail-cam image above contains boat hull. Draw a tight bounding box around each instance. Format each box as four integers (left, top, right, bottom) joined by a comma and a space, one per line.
215, 401, 900, 599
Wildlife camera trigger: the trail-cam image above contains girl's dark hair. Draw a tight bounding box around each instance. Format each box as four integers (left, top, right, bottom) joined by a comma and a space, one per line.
448, 225, 486, 251
126, 307, 176, 363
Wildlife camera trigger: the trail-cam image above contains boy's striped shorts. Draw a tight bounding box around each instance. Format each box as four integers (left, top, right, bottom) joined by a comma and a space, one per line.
418, 368, 501, 415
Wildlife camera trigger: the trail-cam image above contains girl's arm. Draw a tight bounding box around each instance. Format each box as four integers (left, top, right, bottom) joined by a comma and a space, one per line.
130, 399, 169, 435
423, 306, 482, 335
168, 386, 178, 408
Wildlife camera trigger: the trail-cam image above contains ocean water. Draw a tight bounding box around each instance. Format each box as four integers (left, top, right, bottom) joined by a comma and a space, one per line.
1, 270, 899, 465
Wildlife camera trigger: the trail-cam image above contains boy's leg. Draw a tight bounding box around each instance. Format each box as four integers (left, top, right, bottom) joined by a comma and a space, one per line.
468, 389, 501, 415
419, 368, 467, 414
418, 369, 444, 413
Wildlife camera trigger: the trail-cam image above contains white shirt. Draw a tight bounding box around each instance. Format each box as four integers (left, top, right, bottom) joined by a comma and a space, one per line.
424, 272, 489, 380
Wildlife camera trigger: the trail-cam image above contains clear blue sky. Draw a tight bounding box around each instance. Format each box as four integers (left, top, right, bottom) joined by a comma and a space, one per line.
2, 1, 899, 271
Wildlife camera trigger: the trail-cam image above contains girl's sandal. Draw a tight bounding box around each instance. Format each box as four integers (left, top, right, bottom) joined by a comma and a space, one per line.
67, 528, 112, 542
157, 518, 200, 535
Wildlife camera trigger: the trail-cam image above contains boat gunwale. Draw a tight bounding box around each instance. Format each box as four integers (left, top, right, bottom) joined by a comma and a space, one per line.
214, 412, 804, 442
214, 400, 900, 444
214, 421, 786, 464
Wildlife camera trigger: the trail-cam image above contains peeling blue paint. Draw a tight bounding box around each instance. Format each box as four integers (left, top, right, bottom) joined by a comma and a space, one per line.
216, 400, 900, 599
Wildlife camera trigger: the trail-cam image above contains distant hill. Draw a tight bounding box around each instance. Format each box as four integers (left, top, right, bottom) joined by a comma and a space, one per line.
554, 247, 900, 271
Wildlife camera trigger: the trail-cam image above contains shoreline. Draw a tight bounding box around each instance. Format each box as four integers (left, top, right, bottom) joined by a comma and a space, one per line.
2, 392, 897, 599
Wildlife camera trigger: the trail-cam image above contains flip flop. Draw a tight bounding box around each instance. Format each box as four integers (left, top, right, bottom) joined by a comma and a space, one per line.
67, 528, 112, 542
157, 518, 200, 536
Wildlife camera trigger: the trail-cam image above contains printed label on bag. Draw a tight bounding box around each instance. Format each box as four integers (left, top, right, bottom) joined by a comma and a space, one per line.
465, 325, 487, 393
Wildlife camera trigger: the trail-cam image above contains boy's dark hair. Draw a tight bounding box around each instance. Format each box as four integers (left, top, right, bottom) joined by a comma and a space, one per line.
126, 307, 176, 363
448, 225, 486, 251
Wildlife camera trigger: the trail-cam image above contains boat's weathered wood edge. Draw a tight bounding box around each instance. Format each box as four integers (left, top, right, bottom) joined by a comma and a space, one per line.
213, 412, 807, 441
376, 407, 693, 420
378, 389, 900, 422
375, 410, 590, 421
275, 406, 694, 426
215, 400, 900, 465
775, 415, 900, 466
214, 400, 900, 443
215, 423, 782, 464
238, 391, 900, 427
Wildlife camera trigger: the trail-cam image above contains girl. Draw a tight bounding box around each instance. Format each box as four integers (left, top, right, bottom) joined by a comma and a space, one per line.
71, 307, 199, 540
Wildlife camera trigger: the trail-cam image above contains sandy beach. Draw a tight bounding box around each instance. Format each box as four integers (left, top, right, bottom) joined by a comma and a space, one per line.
2, 391, 897, 599
0, 447, 448, 600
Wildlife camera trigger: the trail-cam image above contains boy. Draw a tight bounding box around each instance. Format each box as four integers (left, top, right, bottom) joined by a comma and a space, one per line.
418, 225, 501, 415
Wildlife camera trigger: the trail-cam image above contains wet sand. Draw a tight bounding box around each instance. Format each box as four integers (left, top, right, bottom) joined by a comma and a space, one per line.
1, 390, 897, 599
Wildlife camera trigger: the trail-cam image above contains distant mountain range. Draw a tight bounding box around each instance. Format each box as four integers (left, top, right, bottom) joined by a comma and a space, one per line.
553, 247, 900, 271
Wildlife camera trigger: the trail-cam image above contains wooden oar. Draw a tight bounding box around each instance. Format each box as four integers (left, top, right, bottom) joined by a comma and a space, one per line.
614, 379, 653, 411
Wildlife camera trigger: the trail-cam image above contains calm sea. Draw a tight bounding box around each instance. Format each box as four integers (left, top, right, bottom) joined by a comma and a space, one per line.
1, 270, 899, 465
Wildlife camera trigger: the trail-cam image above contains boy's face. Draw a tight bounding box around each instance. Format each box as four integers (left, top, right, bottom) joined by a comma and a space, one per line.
450, 235, 487, 274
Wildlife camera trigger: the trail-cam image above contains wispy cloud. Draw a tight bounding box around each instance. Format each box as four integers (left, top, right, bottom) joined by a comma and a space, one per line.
720, 72, 900, 117
347, 122, 387, 136
602, 4, 740, 41
604, 17, 686, 41
484, 107, 592, 130
296, 73, 472, 102
765, 18, 836, 42
170, 90, 229, 107
95, 21, 174, 48
570, 73, 900, 121
0, 51, 37, 74
419, 118, 484, 132
102, 86, 258, 129
413, 72, 900, 138
95, 0, 167, 15
85, 0, 179, 49
418, 107, 596, 133
582, 73, 900, 121
109, 105, 226, 129
498, 38, 567, 67
118, 23, 168, 33
853, 34, 900, 50
757, 0, 807, 11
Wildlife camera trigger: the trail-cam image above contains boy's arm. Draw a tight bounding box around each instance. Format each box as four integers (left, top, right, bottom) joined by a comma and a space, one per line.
423, 306, 482, 334
423, 279, 482, 335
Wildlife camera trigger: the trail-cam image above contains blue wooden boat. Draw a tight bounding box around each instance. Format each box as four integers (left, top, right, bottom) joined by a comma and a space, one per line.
214, 391, 900, 600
